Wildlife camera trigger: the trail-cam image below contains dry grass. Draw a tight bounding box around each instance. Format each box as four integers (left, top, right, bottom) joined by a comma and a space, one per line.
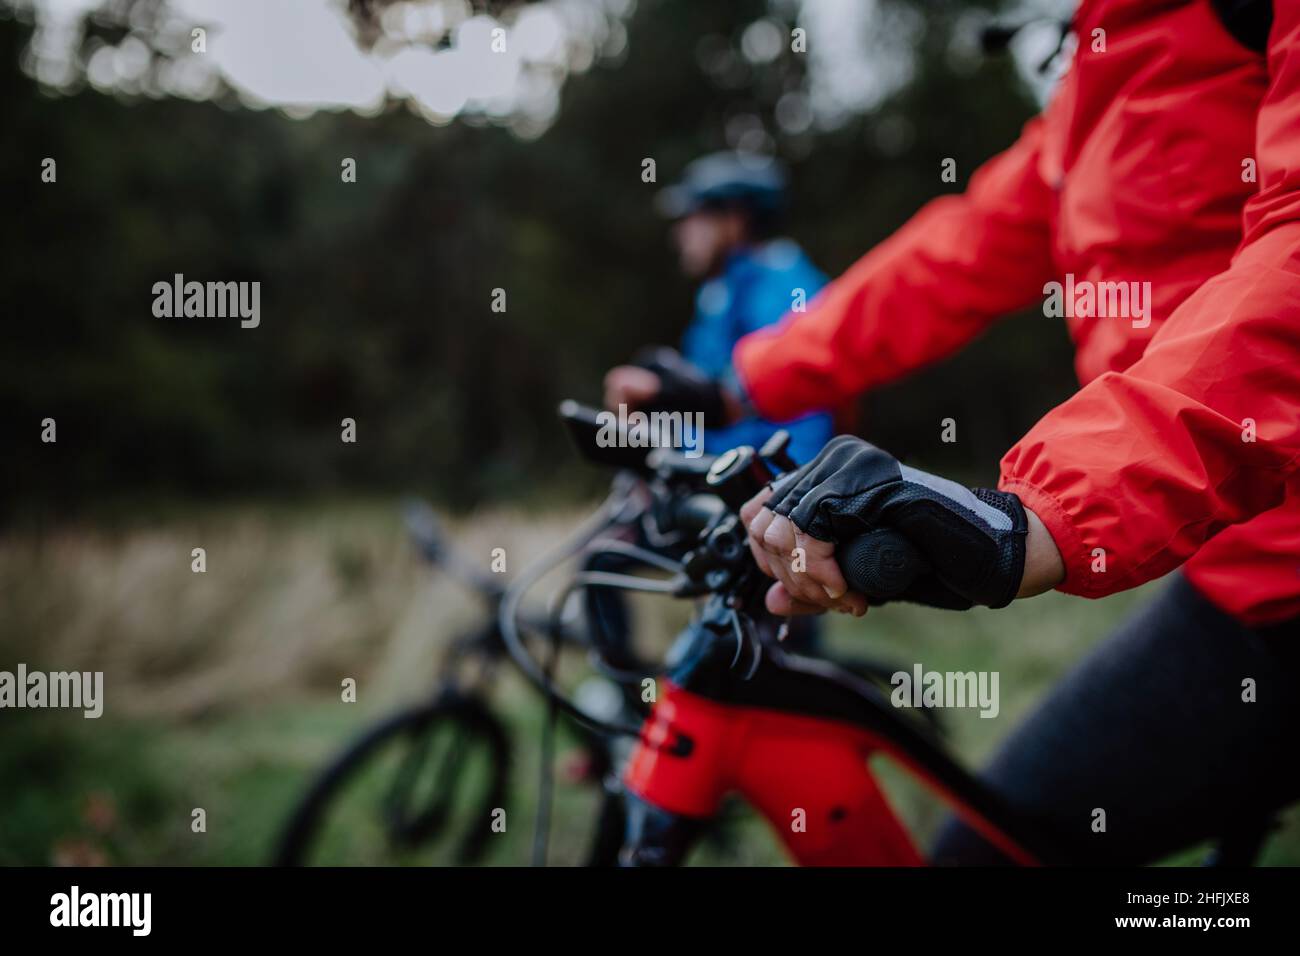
0, 501, 606, 719
0, 499, 755, 866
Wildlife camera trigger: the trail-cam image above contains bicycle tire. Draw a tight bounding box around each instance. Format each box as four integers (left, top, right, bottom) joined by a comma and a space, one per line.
272, 690, 510, 866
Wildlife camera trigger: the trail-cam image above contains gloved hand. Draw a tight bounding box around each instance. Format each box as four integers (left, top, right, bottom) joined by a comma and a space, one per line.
627, 347, 728, 427
742, 435, 1028, 611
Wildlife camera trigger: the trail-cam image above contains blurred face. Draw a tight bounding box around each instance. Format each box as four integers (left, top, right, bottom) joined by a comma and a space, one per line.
672, 209, 747, 278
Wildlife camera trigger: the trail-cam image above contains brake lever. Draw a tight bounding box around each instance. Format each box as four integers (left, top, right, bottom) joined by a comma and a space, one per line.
728, 609, 763, 680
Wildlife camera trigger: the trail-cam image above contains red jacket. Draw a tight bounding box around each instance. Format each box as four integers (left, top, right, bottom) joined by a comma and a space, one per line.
734, 0, 1300, 625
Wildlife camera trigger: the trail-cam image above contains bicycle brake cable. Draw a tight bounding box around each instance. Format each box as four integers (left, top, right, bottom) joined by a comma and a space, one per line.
546, 569, 678, 686
498, 489, 645, 738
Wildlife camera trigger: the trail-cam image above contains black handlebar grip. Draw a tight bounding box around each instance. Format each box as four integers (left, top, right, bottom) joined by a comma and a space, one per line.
836, 529, 929, 602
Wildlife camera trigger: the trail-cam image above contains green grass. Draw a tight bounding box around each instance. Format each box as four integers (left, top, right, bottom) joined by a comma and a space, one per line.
0, 689, 789, 867
1, 502, 1297, 866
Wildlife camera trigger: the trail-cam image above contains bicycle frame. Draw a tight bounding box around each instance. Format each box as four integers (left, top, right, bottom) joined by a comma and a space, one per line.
622, 653, 1055, 866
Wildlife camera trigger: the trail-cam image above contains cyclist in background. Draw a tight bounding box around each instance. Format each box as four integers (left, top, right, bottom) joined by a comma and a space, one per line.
572, 154, 836, 785
603, 151, 836, 463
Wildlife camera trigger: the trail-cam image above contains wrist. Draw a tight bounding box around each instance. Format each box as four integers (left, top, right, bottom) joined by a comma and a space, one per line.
1017, 507, 1065, 598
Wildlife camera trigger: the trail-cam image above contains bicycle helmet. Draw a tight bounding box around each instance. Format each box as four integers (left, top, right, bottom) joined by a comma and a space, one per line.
656, 151, 788, 225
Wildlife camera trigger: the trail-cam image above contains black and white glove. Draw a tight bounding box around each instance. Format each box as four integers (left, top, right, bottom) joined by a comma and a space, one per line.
765, 436, 1028, 609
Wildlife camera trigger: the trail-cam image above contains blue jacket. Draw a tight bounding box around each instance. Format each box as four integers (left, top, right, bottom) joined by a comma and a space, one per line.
681, 240, 833, 463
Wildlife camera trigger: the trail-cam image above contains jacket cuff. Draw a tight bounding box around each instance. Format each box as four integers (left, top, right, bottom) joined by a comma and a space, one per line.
998, 477, 1109, 598
732, 332, 786, 422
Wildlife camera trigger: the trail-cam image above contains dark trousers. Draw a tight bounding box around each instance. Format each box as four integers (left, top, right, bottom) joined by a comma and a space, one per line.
933, 574, 1300, 864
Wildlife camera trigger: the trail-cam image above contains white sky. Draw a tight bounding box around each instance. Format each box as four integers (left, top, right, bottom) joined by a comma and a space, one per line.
12, 0, 1069, 134
16, 0, 629, 134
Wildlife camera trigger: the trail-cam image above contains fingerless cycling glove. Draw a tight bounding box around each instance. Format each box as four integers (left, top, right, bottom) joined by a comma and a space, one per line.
765, 436, 1028, 608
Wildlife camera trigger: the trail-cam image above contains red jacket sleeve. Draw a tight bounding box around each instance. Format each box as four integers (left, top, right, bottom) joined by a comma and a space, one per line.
1001, 6, 1300, 598
733, 115, 1057, 421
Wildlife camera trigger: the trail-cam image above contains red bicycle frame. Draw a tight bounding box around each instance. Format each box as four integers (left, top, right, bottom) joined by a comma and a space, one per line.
624, 681, 1042, 866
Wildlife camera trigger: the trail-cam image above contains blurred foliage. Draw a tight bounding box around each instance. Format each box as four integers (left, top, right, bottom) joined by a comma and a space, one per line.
1, 0, 1075, 520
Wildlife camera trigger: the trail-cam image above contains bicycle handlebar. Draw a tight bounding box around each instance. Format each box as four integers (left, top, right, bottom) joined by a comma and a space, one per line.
403, 497, 504, 600
497, 406, 935, 733
706, 439, 929, 604
668, 492, 726, 536
836, 528, 929, 603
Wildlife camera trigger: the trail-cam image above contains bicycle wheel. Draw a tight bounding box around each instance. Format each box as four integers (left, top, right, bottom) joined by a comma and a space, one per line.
273, 690, 510, 866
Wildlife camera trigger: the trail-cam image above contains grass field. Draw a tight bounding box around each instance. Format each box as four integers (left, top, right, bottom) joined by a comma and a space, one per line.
2, 500, 1297, 866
